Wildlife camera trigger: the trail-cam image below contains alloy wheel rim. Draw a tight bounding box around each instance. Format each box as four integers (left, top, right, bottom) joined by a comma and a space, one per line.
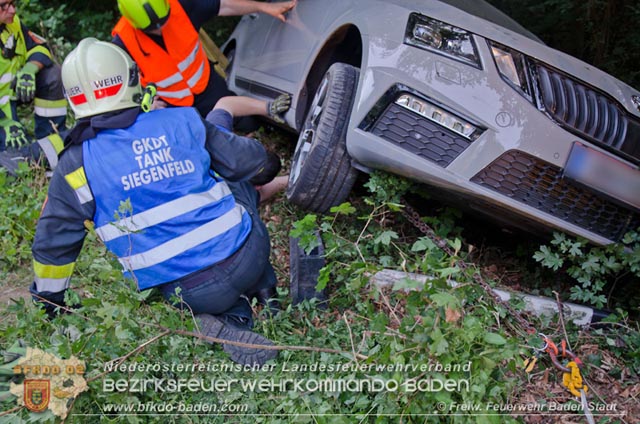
290, 75, 329, 185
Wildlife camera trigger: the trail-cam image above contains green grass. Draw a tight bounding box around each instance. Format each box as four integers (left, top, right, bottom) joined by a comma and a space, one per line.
0, 125, 638, 423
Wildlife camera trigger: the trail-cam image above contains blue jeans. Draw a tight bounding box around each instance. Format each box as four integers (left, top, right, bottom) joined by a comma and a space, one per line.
159, 180, 277, 324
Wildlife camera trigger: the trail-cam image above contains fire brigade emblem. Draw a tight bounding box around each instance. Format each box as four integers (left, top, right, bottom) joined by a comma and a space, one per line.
24, 380, 50, 412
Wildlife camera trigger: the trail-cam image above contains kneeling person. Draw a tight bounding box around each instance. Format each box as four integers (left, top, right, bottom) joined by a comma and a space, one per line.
30, 38, 279, 366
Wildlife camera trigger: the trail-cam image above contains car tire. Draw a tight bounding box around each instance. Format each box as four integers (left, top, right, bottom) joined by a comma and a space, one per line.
224, 48, 235, 83
286, 62, 360, 213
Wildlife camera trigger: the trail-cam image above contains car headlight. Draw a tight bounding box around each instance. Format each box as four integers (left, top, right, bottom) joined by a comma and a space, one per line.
404, 13, 480, 68
489, 41, 533, 101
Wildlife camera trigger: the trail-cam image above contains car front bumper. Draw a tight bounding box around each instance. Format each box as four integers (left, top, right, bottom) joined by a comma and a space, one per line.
346, 36, 640, 244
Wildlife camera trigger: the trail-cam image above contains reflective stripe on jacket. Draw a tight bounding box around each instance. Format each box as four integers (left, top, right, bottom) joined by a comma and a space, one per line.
112, 0, 210, 107
0, 16, 27, 109
0, 15, 52, 114
82, 107, 251, 289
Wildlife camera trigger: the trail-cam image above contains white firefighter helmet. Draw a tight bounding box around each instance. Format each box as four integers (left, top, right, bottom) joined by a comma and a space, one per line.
61, 37, 141, 119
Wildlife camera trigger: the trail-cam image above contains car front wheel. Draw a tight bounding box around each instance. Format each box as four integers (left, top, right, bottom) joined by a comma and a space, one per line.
286, 63, 360, 213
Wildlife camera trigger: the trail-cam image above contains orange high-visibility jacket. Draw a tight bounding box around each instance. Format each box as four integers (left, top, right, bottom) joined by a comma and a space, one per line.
112, 0, 210, 106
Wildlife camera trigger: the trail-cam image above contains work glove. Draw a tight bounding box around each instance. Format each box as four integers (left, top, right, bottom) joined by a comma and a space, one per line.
1, 121, 30, 148
15, 62, 39, 103
267, 93, 291, 124
0, 340, 27, 403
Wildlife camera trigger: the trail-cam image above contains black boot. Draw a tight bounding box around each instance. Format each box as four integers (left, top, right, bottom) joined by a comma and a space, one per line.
249, 287, 281, 315
196, 313, 278, 366
0, 150, 26, 176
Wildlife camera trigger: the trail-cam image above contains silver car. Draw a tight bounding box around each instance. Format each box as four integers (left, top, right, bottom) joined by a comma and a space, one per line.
223, 0, 640, 245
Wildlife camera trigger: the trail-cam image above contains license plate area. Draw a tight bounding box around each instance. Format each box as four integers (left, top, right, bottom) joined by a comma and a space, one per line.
564, 143, 640, 210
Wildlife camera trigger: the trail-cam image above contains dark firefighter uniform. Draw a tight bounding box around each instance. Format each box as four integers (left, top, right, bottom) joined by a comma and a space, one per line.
30, 106, 277, 316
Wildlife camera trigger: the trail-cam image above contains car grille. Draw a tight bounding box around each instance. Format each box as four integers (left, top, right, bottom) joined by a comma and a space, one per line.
471, 150, 640, 242
536, 65, 640, 162
369, 103, 472, 167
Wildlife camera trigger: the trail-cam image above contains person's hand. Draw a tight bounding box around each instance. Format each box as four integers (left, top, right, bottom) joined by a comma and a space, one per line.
15, 62, 39, 103
267, 93, 291, 124
261, 0, 296, 22
151, 98, 168, 111
2, 122, 30, 148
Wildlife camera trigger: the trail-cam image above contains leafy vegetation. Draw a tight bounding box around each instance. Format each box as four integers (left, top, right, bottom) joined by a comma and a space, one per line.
0, 163, 48, 270
19, 0, 117, 61
486, 0, 640, 88
534, 231, 640, 308
1, 165, 638, 422
1, 2, 639, 422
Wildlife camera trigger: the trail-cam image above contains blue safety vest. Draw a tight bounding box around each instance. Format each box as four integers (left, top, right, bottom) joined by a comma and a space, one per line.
82, 108, 252, 290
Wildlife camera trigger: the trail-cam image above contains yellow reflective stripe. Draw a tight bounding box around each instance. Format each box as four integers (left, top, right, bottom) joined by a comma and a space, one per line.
48, 134, 64, 153
0, 72, 12, 84
65, 167, 94, 204
33, 260, 74, 292
34, 98, 68, 117
36, 133, 64, 169
36, 134, 64, 153
51, 136, 64, 153
65, 167, 87, 189
0, 94, 10, 106
35, 98, 68, 108
33, 259, 75, 279
119, 204, 246, 271
26, 45, 52, 59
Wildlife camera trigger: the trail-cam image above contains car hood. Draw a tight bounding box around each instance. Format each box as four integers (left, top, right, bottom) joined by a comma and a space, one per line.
390, 0, 542, 42
356, 0, 640, 117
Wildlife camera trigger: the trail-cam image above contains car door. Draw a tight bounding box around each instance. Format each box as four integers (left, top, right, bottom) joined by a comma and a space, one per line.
233, 0, 330, 99
229, 8, 277, 96
259, 0, 329, 84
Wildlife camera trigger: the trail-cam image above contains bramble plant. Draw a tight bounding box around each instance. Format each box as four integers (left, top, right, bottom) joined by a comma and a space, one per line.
289, 172, 527, 420
2, 168, 526, 422
0, 163, 47, 271
1, 2, 639, 418
533, 230, 640, 308
1, 165, 639, 421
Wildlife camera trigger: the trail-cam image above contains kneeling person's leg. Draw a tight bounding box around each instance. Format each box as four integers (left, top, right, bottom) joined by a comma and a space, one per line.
33, 64, 67, 167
